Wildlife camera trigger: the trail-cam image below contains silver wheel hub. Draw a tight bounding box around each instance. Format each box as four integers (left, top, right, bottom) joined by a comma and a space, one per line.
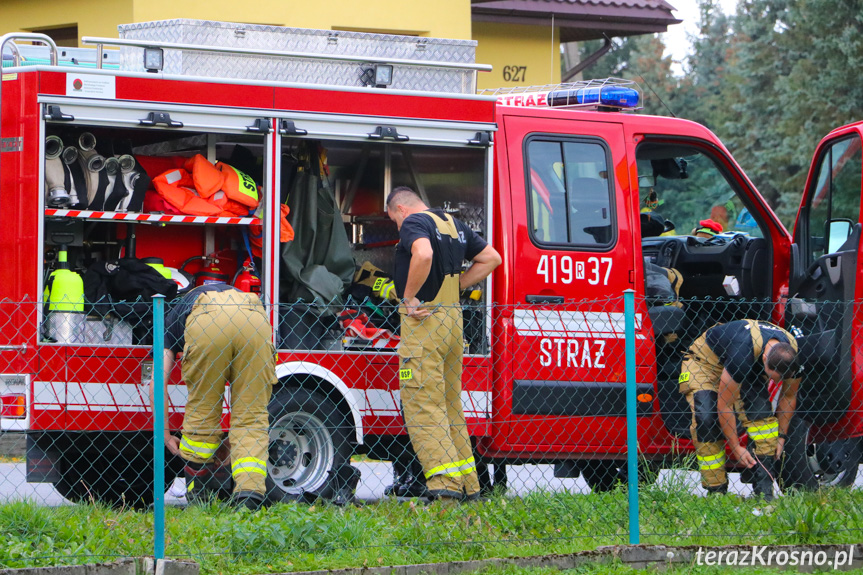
268, 411, 335, 495
807, 442, 848, 487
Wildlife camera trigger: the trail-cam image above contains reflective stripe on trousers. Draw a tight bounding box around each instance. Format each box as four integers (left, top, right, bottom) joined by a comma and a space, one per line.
180, 437, 219, 459
425, 456, 476, 479
697, 452, 726, 470
232, 456, 267, 478
747, 421, 779, 441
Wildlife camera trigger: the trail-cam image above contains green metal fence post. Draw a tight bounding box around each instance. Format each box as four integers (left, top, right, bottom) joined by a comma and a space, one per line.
623, 289, 640, 545
152, 295, 166, 560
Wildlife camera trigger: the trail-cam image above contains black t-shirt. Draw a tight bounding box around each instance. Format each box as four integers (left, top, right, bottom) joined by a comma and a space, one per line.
164, 283, 236, 353
705, 320, 794, 419
393, 209, 487, 302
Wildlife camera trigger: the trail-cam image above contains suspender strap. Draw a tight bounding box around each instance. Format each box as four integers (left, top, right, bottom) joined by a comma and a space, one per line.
422, 210, 459, 241
420, 210, 461, 306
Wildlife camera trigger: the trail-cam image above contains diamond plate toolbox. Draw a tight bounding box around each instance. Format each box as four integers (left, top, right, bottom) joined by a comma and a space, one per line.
118, 19, 479, 94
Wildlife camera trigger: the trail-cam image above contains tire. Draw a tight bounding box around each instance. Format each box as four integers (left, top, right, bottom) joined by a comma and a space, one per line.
807, 437, 860, 487
580, 460, 620, 492
580, 459, 660, 493
477, 460, 508, 495
266, 386, 353, 503
779, 417, 859, 490
53, 450, 155, 510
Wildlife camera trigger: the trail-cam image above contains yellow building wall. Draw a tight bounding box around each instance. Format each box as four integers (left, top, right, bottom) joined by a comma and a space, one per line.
0, 0, 132, 44
473, 22, 560, 91
127, 0, 473, 40
0, 1, 470, 44
0, 1, 561, 93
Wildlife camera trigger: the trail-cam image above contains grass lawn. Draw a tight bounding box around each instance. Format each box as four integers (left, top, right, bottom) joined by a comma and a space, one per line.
465, 563, 863, 575
1, 485, 862, 575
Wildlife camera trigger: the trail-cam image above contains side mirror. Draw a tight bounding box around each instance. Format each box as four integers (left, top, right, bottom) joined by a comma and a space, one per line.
827, 219, 853, 253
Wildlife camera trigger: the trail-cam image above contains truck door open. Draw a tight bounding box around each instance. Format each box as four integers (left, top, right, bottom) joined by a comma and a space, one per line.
789, 129, 863, 431
499, 114, 643, 451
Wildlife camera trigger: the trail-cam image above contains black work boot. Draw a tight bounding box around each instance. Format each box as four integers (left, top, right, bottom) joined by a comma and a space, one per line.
210, 463, 234, 501
330, 464, 361, 506
184, 461, 234, 504
385, 456, 429, 499
704, 483, 728, 495
383, 463, 406, 496
184, 462, 214, 504
752, 455, 776, 502
428, 489, 463, 507
230, 490, 265, 512
462, 489, 486, 503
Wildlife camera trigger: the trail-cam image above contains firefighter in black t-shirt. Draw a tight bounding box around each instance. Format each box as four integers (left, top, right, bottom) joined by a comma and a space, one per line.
679, 319, 801, 500
386, 186, 501, 503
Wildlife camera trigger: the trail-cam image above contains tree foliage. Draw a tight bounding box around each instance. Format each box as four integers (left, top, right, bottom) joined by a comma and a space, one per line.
579, 0, 863, 228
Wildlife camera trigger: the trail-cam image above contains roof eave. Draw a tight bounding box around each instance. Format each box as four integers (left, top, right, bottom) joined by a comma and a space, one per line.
472, 1, 682, 40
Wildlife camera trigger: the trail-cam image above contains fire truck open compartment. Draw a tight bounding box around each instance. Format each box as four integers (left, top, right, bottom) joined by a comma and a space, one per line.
277, 136, 490, 353
39, 110, 492, 352
42, 123, 268, 270
40, 114, 271, 347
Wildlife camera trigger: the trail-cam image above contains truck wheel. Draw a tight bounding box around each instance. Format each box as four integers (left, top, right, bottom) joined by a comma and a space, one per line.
780, 417, 860, 489
807, 437, 860, 487
580, 460, 620, 492
266, 386, 354, 503
580, 460, 659, 493
778, 418, 818, 491
53, 452, 154, 510
777, 417, 860, 490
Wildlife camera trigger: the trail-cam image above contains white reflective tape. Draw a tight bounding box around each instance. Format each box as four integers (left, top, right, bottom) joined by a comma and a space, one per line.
33, 381, 64, 405
52, 381, 231, 415
363, 388, 489, 419
513, 310, 643, 339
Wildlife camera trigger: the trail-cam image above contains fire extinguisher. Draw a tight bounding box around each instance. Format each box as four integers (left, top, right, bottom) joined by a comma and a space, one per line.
233, 258, 261, 295
180, 254, 231, 286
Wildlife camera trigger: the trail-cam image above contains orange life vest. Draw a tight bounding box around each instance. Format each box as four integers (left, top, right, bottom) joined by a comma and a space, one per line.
217, 162, 259, 209
249, 204, 294, 257
152, 168, 222, 217
184, 154, 224, 198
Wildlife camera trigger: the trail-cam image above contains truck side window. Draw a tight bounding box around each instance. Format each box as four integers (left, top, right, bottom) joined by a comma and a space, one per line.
807, 135, 862, 260
526, 138, 613, 248
634, 145, 763, 239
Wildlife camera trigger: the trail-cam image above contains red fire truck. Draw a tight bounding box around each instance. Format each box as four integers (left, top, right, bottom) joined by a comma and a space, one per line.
0, 21, 859, 507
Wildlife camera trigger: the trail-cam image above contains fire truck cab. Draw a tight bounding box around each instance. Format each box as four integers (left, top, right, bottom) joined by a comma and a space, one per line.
0, 22, 859, 507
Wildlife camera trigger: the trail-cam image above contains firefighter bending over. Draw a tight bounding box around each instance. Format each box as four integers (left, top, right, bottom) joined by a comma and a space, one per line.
386, 186, 501, 503
679, 319, 801, 500
150, 284, 277, 511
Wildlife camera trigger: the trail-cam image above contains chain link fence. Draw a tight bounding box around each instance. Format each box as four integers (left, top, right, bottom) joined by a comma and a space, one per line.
1, 293, 862, 570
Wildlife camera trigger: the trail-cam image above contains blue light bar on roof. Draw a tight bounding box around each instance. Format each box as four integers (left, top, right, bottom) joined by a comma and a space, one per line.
547, 86, 640, 109
495, 83, 640, 110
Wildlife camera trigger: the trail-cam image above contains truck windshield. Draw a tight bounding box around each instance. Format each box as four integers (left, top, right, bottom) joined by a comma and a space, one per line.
636, 144, 763, 239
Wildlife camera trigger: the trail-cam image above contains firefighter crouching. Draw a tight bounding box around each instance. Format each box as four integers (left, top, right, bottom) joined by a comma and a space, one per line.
386, 186, 501, 503
679, 319, 801, 500
150, 284, 277, 510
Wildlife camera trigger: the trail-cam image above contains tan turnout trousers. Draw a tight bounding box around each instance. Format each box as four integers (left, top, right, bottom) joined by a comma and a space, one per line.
179, 289, 276, 495
679, 320, 782, 488
398, 212, 479, 496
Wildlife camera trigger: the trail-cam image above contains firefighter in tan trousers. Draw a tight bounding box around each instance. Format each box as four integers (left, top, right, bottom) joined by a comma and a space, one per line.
150, 284, 276, 511
679, 319, 801, 500
386, 186, 501, 502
